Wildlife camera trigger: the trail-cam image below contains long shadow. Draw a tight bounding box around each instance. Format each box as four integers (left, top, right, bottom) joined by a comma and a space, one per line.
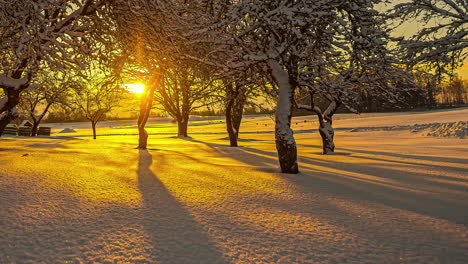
183, 137, 279, 171
137, 149, 226, 263
184, 138, 468, 226
301, 144, 468, 164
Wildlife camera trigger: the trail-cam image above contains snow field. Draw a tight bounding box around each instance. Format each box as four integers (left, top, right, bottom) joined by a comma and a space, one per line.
0, 109, 467, 263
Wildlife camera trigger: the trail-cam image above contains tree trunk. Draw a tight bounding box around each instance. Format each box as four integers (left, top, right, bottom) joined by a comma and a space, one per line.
225, 94, 238, 147
30, 102, 52, 137
0, 111, 17, 137
268, 59, 299, 174
137, 83, 157, 149
31, 120, 39, 137
318, 121, 335, 154
177, 116, 188, 137
0, 72, 30, 136
319, 100, 340, 154
138, 126, 148, 148
232, 91, 245, 140
91, 121, 97, 140
0, 91, 21, 137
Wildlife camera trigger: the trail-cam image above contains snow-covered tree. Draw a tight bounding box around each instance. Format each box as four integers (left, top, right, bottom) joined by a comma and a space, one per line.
0, 0, 106, 136
391, 0, 468, 77
294, 44, 399, 155
228, 0, 394, 173
18, 72, 70, 136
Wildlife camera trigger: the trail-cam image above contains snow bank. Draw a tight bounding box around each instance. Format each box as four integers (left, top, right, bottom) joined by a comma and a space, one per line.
427, 121, 467, 139
349, 121, 467, 139
58, 128, 77, 133
349, 123, 441, 132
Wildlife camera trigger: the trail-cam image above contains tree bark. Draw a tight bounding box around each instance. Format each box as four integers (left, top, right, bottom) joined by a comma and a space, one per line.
320, 100, 340, 154
225, 94, 238, 147
91, 121, 97, 140
0, 90, 21, 137
318, 121, 335, 154
177, 115, 189, 137
268, 59, 299, 174
0, 72, 30, 136
138, 83, 157, 149
232, 91, 245, 140
29, 102, 52, 137
31, 120, 39, 137
0, 111, 17, 137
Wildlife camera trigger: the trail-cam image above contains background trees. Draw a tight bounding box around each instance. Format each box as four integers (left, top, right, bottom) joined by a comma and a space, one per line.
18, 72, 70, 136
0, 0, 105, 135
69, 65, 124, 140
154, 60, 217, 137
439, 75, 468, 105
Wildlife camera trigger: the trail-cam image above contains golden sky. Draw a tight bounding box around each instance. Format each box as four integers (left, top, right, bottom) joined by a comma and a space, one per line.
381, 1, 467, 79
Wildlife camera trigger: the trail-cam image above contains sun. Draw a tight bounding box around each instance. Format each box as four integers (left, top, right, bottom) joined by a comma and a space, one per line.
124, 83, 145, 94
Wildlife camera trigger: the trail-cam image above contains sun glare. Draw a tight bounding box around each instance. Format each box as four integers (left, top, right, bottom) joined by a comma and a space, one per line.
125, 83, 145, 94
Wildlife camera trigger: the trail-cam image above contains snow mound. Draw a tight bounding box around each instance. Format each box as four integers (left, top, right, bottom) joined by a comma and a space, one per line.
58, 128, 77, 133
427, 121, 467, 139
350, 123, 441, 132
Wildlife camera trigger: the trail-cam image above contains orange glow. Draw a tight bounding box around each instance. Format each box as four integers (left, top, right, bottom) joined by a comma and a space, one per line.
125, 83, 145, 94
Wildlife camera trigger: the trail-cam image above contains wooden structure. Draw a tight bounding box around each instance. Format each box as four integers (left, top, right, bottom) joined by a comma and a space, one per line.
3, 126, 17, 136
37, 127, 51, 136
19, 120, 33, 127
18, 127, 31, 136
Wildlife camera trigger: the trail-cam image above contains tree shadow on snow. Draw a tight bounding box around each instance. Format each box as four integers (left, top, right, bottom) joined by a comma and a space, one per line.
137, 149, 226, 263
183, 138, 468, 226
301, 144, 468, 164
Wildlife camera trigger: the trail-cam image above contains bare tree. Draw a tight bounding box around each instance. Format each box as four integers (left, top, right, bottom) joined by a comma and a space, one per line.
224, 81, 247, 147
18, 73, 70, 136
222, 69, 264, 147
70, 67, 123, 140
440, 75, 468, 105
154, 60, 217, 137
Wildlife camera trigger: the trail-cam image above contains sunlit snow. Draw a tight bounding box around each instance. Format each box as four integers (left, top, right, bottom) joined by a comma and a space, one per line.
1, 109, 467, 263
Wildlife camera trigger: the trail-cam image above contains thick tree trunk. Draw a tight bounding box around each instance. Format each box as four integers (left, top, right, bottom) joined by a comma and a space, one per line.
177, 116, 188, 137
138, 126, 149, 148
91, 121, 97, 140
320, 100, 340, 155
225, 95, 238, 147
0, 92, 21, 137
0, 72, 30, 136
268, 60, 299, 174
0, 111, 17, 137
318, 121, 335, 154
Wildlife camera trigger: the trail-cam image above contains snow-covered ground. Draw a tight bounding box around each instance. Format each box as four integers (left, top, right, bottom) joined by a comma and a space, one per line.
1, 108, 467, 263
